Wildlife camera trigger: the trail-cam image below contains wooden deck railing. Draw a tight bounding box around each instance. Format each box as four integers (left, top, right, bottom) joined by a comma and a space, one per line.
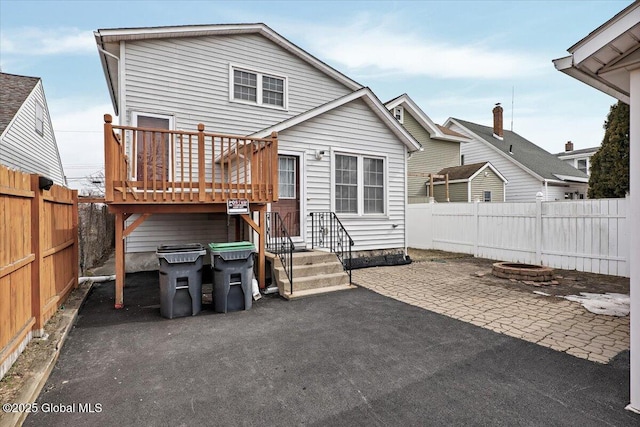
103, 114, 279, 204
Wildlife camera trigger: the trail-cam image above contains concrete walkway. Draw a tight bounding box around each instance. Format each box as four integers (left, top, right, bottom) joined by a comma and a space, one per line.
353, 259, 630, 364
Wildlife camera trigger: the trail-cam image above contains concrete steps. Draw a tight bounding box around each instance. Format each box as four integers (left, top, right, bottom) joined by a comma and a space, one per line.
266, 250, 355, 300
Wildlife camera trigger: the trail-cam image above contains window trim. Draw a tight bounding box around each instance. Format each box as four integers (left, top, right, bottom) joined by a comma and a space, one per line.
278, 155, 297, 200
35, 101, 44, 136
331, 149, 388, 217
228, 64, 288, 110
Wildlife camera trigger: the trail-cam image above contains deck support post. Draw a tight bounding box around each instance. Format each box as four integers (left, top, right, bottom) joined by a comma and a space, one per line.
115, 212, 125, 309
258, 205, 266, 289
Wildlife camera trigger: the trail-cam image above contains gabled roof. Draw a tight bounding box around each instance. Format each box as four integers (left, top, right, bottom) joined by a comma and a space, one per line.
447, 118, 589, 183
0, 72, 40, 135
552, 1, 640, 103
433, 161, 507, 183
94, 23, 363, 115
385, 94, 470, 143
251, 87, 422, 152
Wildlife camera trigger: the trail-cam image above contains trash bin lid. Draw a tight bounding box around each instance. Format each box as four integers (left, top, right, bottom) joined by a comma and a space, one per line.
208, 241, 255, 253
157, 243, 205, 253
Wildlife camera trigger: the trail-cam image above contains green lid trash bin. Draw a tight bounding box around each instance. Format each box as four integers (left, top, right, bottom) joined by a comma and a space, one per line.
208, 242, 256, 313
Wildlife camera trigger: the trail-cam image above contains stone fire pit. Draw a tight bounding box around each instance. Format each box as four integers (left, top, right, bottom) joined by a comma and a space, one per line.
492, 262, 554, 282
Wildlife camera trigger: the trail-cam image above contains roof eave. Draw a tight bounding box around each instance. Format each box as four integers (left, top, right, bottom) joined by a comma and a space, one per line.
553, 55, 630, 103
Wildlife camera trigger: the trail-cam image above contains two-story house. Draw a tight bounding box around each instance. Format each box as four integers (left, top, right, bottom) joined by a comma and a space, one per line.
386, 94, 507, 203
556, 141, 599, 177
94, 24, 421, 305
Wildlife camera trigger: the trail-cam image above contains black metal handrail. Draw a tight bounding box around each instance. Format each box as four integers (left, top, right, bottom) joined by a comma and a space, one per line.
309, 211, 354, 284
266, 212, 294, 294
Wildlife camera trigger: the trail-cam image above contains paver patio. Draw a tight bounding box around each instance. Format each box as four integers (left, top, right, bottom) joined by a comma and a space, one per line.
353, 257, 630, 364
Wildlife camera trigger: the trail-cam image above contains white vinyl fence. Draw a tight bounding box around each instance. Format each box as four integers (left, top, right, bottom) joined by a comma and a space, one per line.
407, 197, 629, 277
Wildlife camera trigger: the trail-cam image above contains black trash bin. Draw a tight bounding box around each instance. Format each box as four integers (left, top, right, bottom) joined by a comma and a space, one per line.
208, 242, 256, 313
156, 243, 206, 319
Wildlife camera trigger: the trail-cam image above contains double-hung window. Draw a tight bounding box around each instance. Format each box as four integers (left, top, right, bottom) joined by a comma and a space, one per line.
335, 153, 386, 215
231, 66, 286, 108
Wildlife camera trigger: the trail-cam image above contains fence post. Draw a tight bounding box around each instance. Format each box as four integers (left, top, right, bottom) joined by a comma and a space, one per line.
535, 192, 543, 265
29, 175, 44, 336
72, 190, 79, 288
473, 199, 480, 257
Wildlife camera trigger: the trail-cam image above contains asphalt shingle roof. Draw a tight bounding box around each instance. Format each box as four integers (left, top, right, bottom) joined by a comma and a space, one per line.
453, 118, 588, 181
0, 72, 40, 135
434, 162, 487, 181
555, 146, 599, 156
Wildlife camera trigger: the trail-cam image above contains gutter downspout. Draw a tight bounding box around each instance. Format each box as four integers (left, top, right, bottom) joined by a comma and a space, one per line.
544, 179, 549, 201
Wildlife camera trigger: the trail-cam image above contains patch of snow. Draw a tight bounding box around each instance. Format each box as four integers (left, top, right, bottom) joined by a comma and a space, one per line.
533, 291, 550, 296
564, 292, 630, 316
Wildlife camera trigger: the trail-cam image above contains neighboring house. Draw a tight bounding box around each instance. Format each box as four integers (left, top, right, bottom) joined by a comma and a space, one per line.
384, 94, 474, 203
94, 24, 421, 269
0, 72, 66, 185
555, 141, 599, 177
429, 162, 507, 203
446, 105, 589, 201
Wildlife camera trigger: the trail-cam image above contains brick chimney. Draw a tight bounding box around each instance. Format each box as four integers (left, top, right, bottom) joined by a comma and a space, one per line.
492, 103, 503, 139
565, 141, 574, 152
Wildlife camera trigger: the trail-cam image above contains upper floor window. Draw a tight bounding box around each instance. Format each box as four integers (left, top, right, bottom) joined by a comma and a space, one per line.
577, 158, 588, 174
393, 106, 404, 123
35, 102, 44, 135
230, 66, 287, 109
483, 191, 492, 202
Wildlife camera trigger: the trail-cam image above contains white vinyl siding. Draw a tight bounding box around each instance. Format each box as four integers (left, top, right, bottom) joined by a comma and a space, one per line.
452, 122, 544, 202
124, 213, 235, 253
122, 34, 352, 135
0, 81, 65, 185
121, 33, 355, 254
277, 98, 406, 252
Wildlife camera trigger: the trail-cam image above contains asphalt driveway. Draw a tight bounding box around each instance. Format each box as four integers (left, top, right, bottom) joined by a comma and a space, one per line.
26, 271, 638, 426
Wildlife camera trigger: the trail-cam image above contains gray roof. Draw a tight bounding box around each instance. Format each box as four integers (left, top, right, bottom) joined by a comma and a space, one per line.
0, 72, 40, 135
435, 162, 487, 181
453, 118, 588, 182
555, 146, 599, 157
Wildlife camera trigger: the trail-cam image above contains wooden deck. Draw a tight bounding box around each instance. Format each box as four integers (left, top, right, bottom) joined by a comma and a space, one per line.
101, 115, 278, 308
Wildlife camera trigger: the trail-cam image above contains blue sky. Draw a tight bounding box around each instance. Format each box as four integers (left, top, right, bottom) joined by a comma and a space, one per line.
0, 0, 631, 189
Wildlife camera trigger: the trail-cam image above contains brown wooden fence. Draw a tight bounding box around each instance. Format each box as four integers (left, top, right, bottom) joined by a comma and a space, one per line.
0, 165, 78, 378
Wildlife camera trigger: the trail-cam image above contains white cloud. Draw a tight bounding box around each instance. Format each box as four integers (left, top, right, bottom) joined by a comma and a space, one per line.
48, 98, 113, 190
289, 17, 548, 80
0, 27, 95, 56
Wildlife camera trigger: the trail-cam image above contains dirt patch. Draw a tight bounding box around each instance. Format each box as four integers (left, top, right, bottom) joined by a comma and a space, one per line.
408, 248, 630, 298
0, 281, 92, 412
